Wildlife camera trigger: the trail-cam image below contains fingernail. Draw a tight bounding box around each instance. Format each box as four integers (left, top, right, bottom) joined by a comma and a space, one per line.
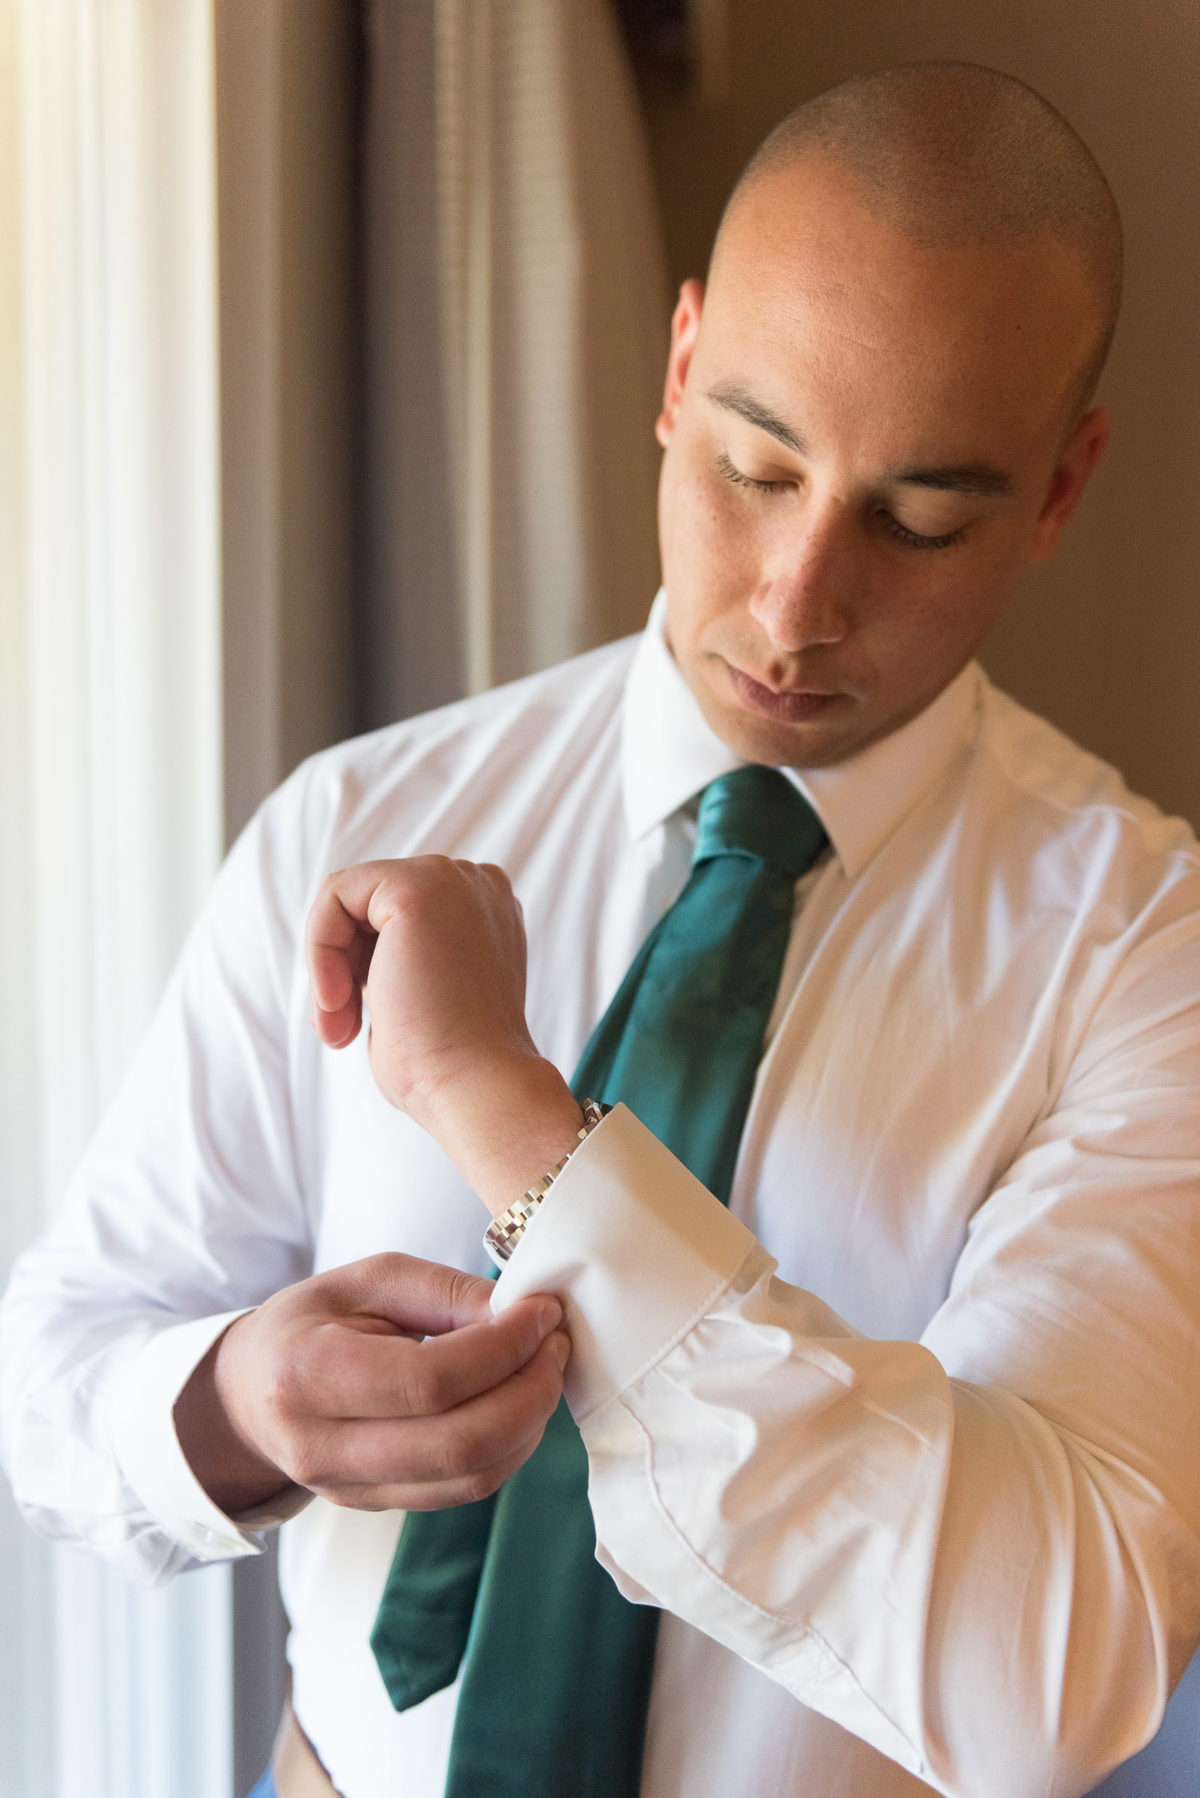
551, 1331, 570, 1372
535, 1298, 563, 1339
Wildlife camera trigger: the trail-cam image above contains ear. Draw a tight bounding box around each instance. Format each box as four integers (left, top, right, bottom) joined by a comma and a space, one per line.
1027, 408, 1112, 562
655, 279, 705, 448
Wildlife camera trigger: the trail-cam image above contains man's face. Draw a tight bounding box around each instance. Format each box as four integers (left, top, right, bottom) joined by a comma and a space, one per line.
656, 158, 1111, 768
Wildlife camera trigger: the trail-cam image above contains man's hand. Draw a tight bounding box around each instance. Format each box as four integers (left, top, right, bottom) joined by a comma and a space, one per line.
305, 857, 533, 1112
305, 858, 586, 1214
174, 1253, 569, 1516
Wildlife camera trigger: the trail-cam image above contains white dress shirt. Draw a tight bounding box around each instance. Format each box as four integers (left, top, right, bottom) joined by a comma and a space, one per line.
4, 594, 1200, 1798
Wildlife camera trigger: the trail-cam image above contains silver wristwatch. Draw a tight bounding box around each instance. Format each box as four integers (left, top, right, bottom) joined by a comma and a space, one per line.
483, 1098, 609, 1267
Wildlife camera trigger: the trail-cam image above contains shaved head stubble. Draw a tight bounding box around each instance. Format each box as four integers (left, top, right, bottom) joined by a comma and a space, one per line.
718, 63, 1123, 422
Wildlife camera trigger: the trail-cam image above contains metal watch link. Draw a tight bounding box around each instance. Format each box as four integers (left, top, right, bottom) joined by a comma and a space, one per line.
483, 1098, 610, 1267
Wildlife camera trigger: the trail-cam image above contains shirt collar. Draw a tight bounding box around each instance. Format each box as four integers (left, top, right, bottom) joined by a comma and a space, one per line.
621, 590, 982, 881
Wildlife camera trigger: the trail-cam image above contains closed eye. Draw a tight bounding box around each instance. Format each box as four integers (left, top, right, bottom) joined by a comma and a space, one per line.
718, 447, 969, 548
879, 512, 968, 551
715, 450, 787, 494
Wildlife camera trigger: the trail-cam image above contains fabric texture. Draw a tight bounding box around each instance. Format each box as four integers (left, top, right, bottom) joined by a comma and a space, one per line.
362, 0, 668, 720
4, 598, 1200, 1797
372, 769, 826, 1795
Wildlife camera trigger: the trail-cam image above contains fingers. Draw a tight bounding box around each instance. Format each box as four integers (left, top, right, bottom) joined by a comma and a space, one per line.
329, 1253, 501, 1335
306, 871, 370, 1046
322, 1251, 560, 1345
378, 1443, 550, 1513
284, 1329, 571, 1508
306, 858, 505, 1050
293, 1295, 565, 1421
305, 860, 431, 1046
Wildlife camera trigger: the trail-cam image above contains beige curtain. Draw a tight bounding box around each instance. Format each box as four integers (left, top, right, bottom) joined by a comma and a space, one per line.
362, 0, 671, 724
2, 2, 231, 1793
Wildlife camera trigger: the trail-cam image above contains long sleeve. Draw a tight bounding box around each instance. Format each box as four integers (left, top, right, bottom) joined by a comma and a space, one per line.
494, 968, 1200, 1798
0, 787, 318, 1584
0, 636, 641, 1602
0, 633, 641, 1596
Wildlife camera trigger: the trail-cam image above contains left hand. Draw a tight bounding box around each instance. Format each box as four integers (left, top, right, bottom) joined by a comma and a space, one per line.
306, 856, 534, 1115
304, 858, 584, 1213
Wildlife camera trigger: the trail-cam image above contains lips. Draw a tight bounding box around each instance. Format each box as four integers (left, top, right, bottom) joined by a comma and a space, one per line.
726, 663, 843, 723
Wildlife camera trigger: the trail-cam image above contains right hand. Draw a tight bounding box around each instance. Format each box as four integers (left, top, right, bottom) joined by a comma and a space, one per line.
174, 1253, 570, 1516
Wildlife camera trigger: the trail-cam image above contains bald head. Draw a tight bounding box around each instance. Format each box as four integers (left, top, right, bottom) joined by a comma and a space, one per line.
719, 63, 1122, 414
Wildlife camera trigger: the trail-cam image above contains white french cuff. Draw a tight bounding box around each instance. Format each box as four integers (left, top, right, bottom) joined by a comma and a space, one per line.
491, 1102, 757, 1423
108, 1308, 311, 1561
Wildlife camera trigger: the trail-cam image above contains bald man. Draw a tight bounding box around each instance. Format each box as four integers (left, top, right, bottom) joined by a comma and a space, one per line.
4, 62, 1200, 1798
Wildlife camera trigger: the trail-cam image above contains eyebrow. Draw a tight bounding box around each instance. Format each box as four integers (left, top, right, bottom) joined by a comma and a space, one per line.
890, 463, 1012, 499
705, 382, 1012, 499
706, 383, 807, 454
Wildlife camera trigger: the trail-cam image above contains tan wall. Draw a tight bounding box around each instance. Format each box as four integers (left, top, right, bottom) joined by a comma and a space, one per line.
637, 0, 1200, 825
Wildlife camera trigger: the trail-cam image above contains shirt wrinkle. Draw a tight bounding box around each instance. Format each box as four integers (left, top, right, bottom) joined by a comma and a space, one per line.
4, 597, 1200, 1798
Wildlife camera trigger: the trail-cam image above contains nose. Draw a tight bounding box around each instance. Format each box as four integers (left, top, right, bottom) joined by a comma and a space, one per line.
748, 494, 852, 654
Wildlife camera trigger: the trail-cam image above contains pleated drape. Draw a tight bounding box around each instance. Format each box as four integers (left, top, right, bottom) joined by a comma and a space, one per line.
362, 0, 671, 723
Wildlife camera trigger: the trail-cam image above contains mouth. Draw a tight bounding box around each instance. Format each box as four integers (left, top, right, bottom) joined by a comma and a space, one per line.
726, 663, 844, 724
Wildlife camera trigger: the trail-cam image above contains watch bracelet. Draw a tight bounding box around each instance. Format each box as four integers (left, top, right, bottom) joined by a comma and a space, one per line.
483, 1098, 608, 1266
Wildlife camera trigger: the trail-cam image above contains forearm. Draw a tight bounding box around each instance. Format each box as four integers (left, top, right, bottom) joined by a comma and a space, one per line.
413, 1051, 585, 1219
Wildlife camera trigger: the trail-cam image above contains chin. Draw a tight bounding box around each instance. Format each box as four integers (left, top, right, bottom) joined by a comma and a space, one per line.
708, 701, 865, 770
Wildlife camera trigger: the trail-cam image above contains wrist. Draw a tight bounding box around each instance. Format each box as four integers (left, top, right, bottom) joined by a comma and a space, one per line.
484, 1097, 608, 1264
174, 1317, 294, 1517
420, 1050, 585, 1217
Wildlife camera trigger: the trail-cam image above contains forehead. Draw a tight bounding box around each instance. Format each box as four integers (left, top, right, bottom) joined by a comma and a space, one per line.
702, 161, 1098, 461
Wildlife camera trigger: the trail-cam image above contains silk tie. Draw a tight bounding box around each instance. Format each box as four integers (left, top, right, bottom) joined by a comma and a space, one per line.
371, 765, 827, 1796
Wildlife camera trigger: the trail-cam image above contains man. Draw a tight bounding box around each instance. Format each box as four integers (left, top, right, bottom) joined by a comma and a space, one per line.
4, 60, 1200, 1798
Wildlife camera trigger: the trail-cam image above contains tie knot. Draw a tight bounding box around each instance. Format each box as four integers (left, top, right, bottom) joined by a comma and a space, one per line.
693, 766, 827, 878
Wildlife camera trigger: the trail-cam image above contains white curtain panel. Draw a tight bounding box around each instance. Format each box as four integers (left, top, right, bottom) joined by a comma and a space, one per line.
363, 0, 670, 723
1, 2, 231, 1794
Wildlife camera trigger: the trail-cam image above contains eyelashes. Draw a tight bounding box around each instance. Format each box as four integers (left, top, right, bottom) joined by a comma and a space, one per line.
877, 515, 968, 552
714, 450, 968, 551
715, 450, 783, 494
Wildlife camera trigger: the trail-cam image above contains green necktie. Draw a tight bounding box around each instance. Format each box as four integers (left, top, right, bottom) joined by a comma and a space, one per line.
371, 766, 827, 1796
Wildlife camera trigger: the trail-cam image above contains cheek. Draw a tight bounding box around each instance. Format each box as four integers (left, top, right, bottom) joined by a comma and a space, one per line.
665, 462, 717, 547
661, 490, 746, 660
870, 566, 1013, 685
664, 464, 758, 594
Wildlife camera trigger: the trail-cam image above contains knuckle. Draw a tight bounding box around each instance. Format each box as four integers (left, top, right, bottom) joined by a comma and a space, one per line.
285, 1436, 330, 1490
434, 1404, 523, 1485
446, 1264, 490, 1316
392, 1339, 456, 1417
261, 1348, 315, 1424
317, 867, 348, 905
423, 1413, 477, 1481
406, 854, 449, 890
363, 1249, 415, 1288
397, 1361, 446, 1419
286, 1451, 319, 1489
458, 1464, 506, 1505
